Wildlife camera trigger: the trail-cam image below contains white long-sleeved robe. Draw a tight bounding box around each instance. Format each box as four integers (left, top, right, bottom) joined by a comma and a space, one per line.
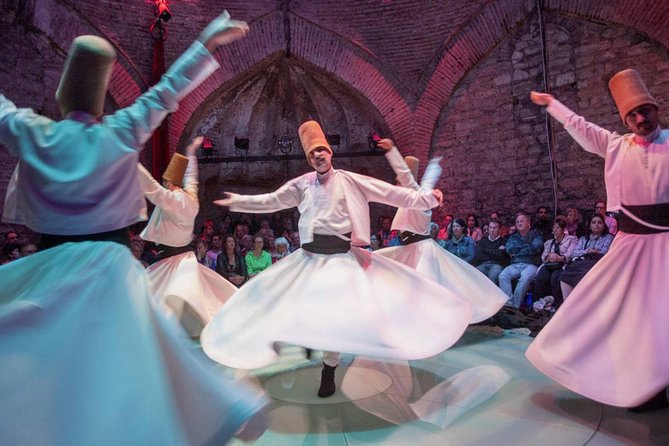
138, 160, 237, 336
526, 99, 669, 407
375, 147, 507, 323
0, 40, 266, 445
201, 167, 474, 369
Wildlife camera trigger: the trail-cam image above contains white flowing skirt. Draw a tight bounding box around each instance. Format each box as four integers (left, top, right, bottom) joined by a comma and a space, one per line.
147, 251, 237, 336
376, 239, 507, 323
526, 231, 669, 407
201, 246, 473, 369
0, 242, 265, 445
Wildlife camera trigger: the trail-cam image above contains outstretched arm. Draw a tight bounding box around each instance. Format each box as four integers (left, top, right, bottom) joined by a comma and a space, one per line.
530, 90, 611, 159
214, 178, 302, 213
107, 11, 249, 150
378, 138, 420, 190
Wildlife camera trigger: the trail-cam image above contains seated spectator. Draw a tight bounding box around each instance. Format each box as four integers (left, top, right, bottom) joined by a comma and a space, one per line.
289, 231, 301, 253
205, 234, 223, 270
428, 222, 445, 248
233, 222, 249, 245
532, 206, 553, 241
216, 235, 248, 287
443, 218, 475, 264
559, 214, 615, 303
20, 241, 38, 257
240, 234, 254, 257
376, 215, 399, 247
245, 236, 272, 279
564, 207, 586, 238
3, 230, 18, 245
474, 221, 509, 284
199, 218, 216, 243
533, 218, 578, 302
437, 213, 454, 241
594, 199, 618, 236
272, 237, 290, 262
490, 211, 510, 238
482, 223, 490, 239
498, 212, 543, 308
368, 233, 381, 251
195, 239, 209, 266
1, 242, 21, 264
466, 213, 483, 243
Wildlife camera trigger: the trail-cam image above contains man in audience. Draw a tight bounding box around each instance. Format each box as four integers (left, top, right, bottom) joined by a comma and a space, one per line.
532, 206, 553, 241
498, 212, 543, 308
474, 221, 509, 285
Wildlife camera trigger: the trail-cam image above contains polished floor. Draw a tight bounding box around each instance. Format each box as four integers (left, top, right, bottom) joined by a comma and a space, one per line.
227, 330, 668, 446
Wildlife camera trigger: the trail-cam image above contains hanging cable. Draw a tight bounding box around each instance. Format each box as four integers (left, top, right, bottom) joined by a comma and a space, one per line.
537, 0, 559, 216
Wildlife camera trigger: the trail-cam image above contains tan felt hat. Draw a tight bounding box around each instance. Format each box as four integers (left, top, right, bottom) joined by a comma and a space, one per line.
162, 153, 189, 186
298, 121, 332, 158
608, 69, 658, 122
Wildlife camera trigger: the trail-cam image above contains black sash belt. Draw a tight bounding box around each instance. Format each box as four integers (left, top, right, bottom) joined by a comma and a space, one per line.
400, 231, 430, 245
301, 233, 351, 254
40, 227, 131, 249
618, 203, 669, 234
158, 244, 193, 260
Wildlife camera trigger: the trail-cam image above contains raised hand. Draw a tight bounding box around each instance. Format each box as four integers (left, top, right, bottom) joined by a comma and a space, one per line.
530, 91, 554, 106
185, 136, 204, 158
376, 138, 394, 151
213, 192, 237, 207
199, 11, 250, 53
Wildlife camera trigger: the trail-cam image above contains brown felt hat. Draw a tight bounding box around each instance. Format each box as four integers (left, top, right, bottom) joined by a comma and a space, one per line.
56, 36, 116, 118
162, 153, 189, 186
298, 121, 332, 158
608, 69, 658, 123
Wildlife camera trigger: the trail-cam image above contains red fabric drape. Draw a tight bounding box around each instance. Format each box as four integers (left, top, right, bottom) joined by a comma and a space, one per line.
151, 35, 169, 180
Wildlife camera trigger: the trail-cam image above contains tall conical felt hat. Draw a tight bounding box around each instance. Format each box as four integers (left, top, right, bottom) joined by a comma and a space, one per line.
404, 156, 419, 181
162, 153, 189, 186
608, 69, 658, 122
56, 35, 116, 118
298, 121, 332, 158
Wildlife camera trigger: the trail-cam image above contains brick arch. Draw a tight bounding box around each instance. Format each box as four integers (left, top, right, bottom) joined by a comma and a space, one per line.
412, 0, 669, 164
169, 12, 413, 155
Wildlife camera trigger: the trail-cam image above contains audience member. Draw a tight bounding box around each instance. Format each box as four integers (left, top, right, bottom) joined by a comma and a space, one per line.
245, 236, 272, 278
466, 214, 483, 243
443, 218, 475, 264
498, 212, 543, 308
272, 237, 290, 262
216, 234, 248, 286
559, 214, 615, 303
474, 221, 509, 284
532, 206, 553, 241
594, 199, 618, 236
437, 213, 454, 241
564, 207, 586, 238
205, 234, 223, 270
533, 218, 578, 302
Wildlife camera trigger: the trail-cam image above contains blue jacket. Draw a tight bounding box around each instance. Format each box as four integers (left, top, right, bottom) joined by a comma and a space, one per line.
505, 229, 543, 265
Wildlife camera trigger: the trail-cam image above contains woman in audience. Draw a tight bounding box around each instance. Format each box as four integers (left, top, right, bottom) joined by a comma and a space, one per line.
272, 237, 291, 262
466, 214, 483, 243
216, 234, 248, 286
533, 218, 578, 303
565, 207, 586, 238
195, 239, 209, 265
559, 213, 614, 303
443, 218, 475, 264
245, 236, 272, 279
